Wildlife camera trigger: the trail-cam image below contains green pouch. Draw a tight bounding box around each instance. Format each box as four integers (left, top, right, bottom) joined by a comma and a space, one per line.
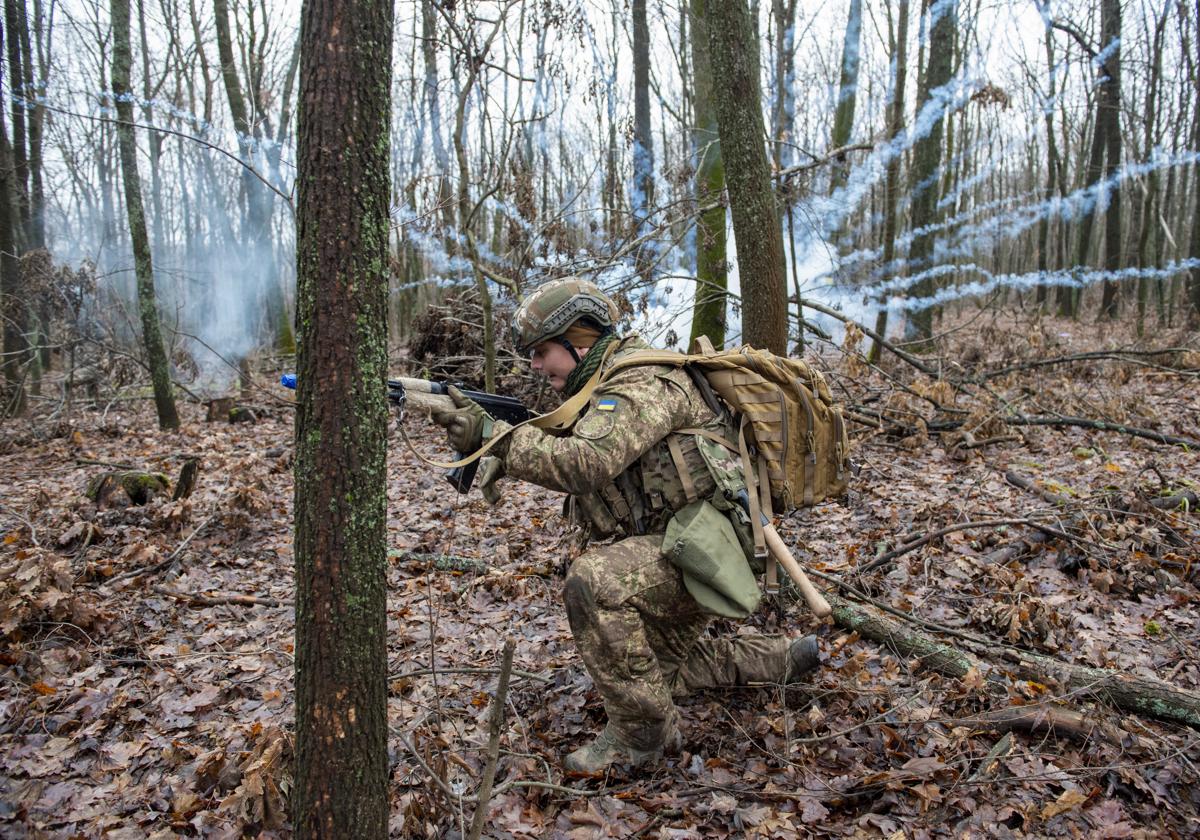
663, 500, 762, 619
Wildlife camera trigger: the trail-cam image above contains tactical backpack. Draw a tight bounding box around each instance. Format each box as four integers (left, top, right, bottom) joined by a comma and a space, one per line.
605, 337, 850, 508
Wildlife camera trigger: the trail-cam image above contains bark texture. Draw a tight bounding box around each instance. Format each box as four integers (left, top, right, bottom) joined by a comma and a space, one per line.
292, 0, 393, 831
111, 0, 178, 430
706, 0, 787, 353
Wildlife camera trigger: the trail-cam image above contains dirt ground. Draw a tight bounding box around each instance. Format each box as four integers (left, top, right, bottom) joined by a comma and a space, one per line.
1, 311, 1198, 838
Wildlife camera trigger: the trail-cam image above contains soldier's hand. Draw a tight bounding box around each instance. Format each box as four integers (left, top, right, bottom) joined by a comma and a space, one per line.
478, 456, 505, 505
431, 386, 492, 453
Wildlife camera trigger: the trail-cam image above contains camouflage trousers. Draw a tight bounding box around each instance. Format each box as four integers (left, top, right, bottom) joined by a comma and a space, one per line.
563, 535, 790, 752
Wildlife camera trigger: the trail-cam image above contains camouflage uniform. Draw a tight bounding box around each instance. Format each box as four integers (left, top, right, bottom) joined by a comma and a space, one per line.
492, 335, 791, 752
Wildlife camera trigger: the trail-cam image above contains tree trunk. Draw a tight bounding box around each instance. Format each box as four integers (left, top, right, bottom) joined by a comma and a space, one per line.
906, 0, 956, 343
213, 0, 287, 351
1096, 0, 1123, 320
0, 24, 24, 416
632, 0, 654, 280
868, 0, 909, 364
688, 0, 728, 349
292, 0, 393, 831
112, 0, 179, 430
829, 0, 862, 194
1135, 6, 1168, 337
1036, 22, 1060, 307
707, 0, 788, 354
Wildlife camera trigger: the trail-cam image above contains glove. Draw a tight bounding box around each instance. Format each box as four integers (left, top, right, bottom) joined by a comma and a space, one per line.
431, 385, 493, 454
478, 456, 505, 505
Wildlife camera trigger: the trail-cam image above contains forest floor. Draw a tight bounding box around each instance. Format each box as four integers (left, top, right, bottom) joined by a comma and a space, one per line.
1, 310, 1199, 839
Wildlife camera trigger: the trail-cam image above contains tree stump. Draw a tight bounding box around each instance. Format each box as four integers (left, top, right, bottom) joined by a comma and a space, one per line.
86, 471, 170, 507
206, 397, 234, 422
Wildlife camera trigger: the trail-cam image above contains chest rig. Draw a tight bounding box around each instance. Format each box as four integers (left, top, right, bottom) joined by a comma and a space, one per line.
568, 366, 729, 542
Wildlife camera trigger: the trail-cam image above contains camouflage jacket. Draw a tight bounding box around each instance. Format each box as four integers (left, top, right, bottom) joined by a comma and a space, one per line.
492, 335, 729, 541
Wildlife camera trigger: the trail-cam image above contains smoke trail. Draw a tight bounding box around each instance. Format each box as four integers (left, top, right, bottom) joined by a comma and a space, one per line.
888, 260, 1200, 312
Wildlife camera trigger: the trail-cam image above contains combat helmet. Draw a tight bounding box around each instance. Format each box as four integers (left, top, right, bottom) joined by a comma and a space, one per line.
511, 277, 619, 355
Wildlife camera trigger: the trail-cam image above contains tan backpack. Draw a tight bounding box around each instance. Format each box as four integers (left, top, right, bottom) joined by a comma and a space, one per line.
603, 336, 851, 512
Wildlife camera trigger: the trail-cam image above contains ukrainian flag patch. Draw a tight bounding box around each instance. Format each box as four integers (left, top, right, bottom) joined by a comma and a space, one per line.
596, 398, 618, 412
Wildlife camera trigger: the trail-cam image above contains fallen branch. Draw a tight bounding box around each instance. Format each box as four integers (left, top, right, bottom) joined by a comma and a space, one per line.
954, 433, 1022, 450
1005, 470, 1073, 507
153, 586, 287, 608
801, 298, 939, 376
956, 704, 1121, 745
974, 348, 1195, 382
1005, 414, 1200, 449
467, 639, 515, 840
1147, 490, 1198, 511
104, 512, 218, 585
858, 518, 1069, 574
828, 592, 1200, 729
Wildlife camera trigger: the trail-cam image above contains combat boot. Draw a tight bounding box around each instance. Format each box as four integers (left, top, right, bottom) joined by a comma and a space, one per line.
785, 635, 820, 682
564, 721, 681, 775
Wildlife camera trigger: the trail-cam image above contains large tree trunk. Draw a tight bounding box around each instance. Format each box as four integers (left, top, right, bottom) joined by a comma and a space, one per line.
688, 0, 728, 349
868, 0, 910, 364
906, 0, 956, 343
112, 0, 179, 431
707, 0, 788, 354
292, 0, 393, 831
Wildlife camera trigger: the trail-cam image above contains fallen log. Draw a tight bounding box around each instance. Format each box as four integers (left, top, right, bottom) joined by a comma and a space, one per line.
827, 593, 1200, 729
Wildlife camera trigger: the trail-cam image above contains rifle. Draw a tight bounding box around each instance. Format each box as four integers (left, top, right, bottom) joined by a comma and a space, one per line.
280, 374, 531, 493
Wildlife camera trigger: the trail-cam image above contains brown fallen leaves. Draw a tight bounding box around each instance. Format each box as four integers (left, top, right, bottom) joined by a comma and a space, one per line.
0, 313, 1198, 838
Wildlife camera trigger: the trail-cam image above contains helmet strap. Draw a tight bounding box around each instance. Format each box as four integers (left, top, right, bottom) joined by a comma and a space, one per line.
557, 335, 582, 364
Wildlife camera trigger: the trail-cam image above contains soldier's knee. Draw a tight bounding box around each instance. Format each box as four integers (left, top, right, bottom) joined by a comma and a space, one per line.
564, 573, 596, 636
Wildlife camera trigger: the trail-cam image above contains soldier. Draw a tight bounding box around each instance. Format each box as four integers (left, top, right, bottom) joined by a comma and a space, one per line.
431, 278, 819, 774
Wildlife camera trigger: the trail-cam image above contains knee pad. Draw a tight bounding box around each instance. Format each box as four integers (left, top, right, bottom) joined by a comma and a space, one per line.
564, 574, 596, 637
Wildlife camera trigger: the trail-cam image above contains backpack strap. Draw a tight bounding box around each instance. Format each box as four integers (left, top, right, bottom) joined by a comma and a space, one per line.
736, 415, 771, 585
666, 434, 699, 505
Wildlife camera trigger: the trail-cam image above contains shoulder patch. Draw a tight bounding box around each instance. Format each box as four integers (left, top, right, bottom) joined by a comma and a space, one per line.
596, 398, 618, 412
575, 410, 615, 441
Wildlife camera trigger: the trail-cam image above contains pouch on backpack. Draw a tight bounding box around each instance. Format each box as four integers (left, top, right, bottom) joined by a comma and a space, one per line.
663, 500, 762, 619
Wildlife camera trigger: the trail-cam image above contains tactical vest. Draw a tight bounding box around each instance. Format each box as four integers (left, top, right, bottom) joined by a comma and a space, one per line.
566, 346, 742, 549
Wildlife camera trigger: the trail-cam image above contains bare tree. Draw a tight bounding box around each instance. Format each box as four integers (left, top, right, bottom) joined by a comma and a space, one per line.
112, 0, 179, 430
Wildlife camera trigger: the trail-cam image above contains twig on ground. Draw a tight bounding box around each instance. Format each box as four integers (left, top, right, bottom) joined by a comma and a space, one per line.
858, 518, 1072, 574
104, 511, 218, 585
467, 638, 515, 840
